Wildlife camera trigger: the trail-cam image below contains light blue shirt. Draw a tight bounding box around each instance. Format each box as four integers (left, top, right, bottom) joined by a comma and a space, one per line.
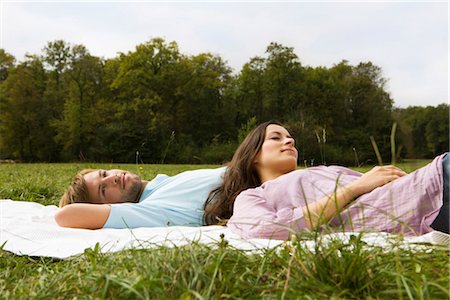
103, 167, 226, 228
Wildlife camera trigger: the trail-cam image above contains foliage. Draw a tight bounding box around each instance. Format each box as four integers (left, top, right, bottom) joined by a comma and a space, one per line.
0, 49, 15, 82
0, 56, 53, 161
237, 116, 258, 144
0, 39, 446, 164
393, 104, 449, 159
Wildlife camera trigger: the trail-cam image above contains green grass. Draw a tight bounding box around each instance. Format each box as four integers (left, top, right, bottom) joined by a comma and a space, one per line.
0, 161, 449, 299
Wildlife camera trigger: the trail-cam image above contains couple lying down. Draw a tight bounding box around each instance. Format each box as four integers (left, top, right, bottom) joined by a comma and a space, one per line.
56, 121, 449, 240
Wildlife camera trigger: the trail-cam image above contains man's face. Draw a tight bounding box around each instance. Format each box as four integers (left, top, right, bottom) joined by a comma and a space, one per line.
84, 169, 142, 204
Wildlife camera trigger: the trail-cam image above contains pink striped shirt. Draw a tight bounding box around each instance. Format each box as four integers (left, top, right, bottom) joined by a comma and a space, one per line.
228, 154, 444, 240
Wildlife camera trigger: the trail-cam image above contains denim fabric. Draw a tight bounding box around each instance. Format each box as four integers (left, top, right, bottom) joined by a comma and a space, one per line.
431, 153, 449, 233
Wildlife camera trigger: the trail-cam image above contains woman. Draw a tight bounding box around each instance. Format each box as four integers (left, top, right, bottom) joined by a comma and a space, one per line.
204, 121, 448, 240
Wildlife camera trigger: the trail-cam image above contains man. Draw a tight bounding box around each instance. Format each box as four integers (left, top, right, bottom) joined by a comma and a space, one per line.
55, 167, 226, 229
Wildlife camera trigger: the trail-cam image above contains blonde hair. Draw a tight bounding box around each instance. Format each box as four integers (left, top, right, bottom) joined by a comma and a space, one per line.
59, 169, 97, 207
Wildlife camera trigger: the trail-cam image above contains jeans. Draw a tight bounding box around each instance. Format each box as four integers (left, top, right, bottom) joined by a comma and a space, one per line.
431, 152, 449, 234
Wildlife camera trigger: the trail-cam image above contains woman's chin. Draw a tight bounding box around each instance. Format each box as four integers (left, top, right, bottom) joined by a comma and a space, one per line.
281, 163, 297, 174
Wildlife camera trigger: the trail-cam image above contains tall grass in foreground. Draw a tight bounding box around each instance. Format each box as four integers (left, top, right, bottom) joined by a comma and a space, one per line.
0, 232, 448, 299
0, 162, 448, 299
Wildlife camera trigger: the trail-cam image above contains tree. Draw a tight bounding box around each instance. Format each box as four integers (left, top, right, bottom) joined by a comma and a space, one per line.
52, 45, 104, 160
0, 49, 15, 83
394, 104, 449, 158
1, 38, 437, 164
175, 53, 232, 146
0, 56, 52, 161
263, 42, 304, 121
42, 40, 71, 119
104, 38, 182, 162
424, 104, 449, 155
343, 62, 394, 163
235, 56, 266, 124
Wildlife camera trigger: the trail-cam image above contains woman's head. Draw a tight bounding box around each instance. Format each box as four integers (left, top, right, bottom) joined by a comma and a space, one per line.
254, 123, 298, 182
204, 121, 298, 225
228, 121, 297, 183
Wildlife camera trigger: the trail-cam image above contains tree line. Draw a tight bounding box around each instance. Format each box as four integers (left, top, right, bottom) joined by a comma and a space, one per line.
0, 38, 448, 165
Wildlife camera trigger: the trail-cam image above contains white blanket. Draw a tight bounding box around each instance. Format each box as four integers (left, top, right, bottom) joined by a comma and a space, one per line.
1, 200, 448, 259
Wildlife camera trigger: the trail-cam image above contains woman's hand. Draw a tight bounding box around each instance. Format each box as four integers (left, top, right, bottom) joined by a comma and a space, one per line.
301, 165, 407, 230
349, 165, 407, 197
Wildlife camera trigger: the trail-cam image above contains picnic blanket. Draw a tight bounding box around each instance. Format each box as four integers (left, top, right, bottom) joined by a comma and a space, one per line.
1, 200, 448, 259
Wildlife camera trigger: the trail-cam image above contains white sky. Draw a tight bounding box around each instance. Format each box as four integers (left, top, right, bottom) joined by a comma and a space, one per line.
1, 1, 448, 108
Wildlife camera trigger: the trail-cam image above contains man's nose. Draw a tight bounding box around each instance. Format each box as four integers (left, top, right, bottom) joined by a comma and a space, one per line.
105, 174, 119, 185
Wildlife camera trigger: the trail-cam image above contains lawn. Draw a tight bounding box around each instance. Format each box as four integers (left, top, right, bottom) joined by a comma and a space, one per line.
0, 161, 448, 299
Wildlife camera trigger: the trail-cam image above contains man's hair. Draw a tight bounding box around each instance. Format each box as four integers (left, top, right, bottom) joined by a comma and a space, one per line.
59, 169, 97, 207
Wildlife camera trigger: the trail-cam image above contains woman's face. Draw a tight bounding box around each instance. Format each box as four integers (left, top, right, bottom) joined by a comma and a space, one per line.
254, 124, 298, 179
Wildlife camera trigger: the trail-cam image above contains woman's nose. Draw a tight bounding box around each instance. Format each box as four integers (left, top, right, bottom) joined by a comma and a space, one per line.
285, 137, 295, 145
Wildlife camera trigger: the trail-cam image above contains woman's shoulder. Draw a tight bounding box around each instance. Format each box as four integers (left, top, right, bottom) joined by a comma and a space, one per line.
257, 165, 362, 191
238, 185, 265, 197
268, 165, 358, 181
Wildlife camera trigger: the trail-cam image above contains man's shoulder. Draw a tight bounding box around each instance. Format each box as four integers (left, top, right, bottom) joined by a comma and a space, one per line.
138, 167, 226, 202
171, 167, 226, 180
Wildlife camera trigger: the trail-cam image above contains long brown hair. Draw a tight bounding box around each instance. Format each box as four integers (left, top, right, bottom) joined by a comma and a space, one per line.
203, 121, 283, 225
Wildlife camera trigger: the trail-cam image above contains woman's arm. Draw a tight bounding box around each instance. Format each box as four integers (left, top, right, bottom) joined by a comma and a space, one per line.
54, 204, 111, 229
303, 165, 407, 229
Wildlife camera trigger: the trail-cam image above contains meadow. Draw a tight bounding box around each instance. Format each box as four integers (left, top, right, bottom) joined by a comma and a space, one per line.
0, 161, 448, 299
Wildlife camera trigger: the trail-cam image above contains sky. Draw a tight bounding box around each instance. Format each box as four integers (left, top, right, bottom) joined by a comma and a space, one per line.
1, 1, 448, 108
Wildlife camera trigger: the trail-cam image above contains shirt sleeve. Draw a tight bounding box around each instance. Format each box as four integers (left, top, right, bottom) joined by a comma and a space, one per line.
103, 202, 203, 228
227, 188, 305, 240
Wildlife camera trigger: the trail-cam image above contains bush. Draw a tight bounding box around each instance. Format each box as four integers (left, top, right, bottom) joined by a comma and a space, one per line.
162, 135, 197, 164
199, 142, 237, 164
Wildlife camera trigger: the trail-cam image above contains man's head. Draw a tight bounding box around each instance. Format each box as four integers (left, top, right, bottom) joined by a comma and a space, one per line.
59, 169, 143, 207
